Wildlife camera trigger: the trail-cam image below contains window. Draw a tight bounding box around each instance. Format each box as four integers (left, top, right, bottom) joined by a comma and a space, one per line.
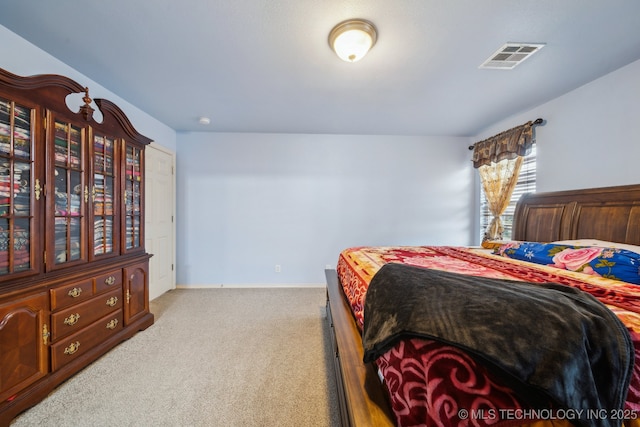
479, 144, 536, 241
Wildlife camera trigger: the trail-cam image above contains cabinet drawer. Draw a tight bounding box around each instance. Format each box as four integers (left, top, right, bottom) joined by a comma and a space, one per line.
50, 310, 123, 371
50, 279, 94, 310
95, 270, 122, 295
50, 288, 122, 341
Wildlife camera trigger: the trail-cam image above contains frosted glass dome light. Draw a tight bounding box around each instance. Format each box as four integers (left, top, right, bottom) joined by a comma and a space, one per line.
329, 19, 377, 63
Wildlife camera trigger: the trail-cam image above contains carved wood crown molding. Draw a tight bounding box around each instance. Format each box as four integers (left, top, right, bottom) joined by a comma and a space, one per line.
0, 67, 85, 93
95, 98, 152, 145
0, 67, 151, 145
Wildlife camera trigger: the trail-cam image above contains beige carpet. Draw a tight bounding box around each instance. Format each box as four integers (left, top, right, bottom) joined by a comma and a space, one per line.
11, 288, 340, 427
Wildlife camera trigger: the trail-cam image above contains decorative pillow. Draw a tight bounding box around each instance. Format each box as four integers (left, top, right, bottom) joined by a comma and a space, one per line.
497, 241, 640, 285
551, 239, 640, 255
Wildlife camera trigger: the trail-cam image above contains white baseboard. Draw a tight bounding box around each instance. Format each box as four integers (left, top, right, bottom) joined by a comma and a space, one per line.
176, 283, 326, 289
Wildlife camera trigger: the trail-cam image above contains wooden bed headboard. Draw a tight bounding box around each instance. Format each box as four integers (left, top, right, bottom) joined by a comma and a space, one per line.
512, 184, 640, 245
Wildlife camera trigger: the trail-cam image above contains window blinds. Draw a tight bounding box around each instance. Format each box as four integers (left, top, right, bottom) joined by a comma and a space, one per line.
480, 144, 536, 241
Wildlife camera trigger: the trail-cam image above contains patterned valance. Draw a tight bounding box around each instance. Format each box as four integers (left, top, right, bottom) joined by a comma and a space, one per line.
472, 121, 534, 169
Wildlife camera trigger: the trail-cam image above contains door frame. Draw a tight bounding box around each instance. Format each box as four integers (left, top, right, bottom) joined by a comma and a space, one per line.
145, 142, 176, 300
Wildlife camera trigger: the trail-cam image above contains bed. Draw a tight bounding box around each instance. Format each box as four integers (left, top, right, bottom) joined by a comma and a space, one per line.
325, 183, 640, 427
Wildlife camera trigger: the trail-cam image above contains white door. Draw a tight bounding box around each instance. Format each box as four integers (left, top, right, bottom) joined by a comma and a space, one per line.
145, 143, 176, 300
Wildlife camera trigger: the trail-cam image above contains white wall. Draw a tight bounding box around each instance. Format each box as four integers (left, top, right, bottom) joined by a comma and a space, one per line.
0, 25, 177, 151
5, 21, 639, 287
175, 58, 640, 288
176, 133, 473, 286
474, 58, 640, 193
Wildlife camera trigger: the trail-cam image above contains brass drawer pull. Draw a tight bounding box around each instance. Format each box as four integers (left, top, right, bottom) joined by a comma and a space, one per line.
106, 296, 118, 307
64, 313, 81, 326
68, 287, 83, 298
106, 319, 119, 330
64, 341, 80, 355
42, 324, 50, 345
105, 276, 116, 286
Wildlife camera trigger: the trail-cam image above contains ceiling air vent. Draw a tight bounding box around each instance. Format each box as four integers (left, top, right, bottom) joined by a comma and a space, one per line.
480, 43, 545, 70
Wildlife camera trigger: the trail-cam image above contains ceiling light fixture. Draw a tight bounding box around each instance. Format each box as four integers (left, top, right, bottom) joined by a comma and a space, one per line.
198, 116, 211, 125
328, 19, 377, 63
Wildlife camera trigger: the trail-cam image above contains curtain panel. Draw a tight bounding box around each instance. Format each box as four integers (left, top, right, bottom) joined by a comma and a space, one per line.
473, 121, 535, 240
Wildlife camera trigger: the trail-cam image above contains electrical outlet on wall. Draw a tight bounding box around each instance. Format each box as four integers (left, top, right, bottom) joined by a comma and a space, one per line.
275, 264, 281, 273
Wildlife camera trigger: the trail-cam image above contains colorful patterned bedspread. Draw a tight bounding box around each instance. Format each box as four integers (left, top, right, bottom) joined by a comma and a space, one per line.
337, 246, 640, 427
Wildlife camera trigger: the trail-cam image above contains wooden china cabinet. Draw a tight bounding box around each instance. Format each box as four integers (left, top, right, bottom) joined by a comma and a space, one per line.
0, 68, 154, 425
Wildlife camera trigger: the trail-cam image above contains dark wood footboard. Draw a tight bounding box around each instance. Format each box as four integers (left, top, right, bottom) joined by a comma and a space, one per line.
325, 269, 394, 427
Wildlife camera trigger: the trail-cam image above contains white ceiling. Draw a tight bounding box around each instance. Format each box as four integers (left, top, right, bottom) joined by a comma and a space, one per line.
2, 0, 640, 136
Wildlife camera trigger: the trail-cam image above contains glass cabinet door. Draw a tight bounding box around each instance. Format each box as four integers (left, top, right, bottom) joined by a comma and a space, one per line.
123, 144, 142, 251
50, 118, 86, 268
92, 134, 116, 258
0, 97, 35, 277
